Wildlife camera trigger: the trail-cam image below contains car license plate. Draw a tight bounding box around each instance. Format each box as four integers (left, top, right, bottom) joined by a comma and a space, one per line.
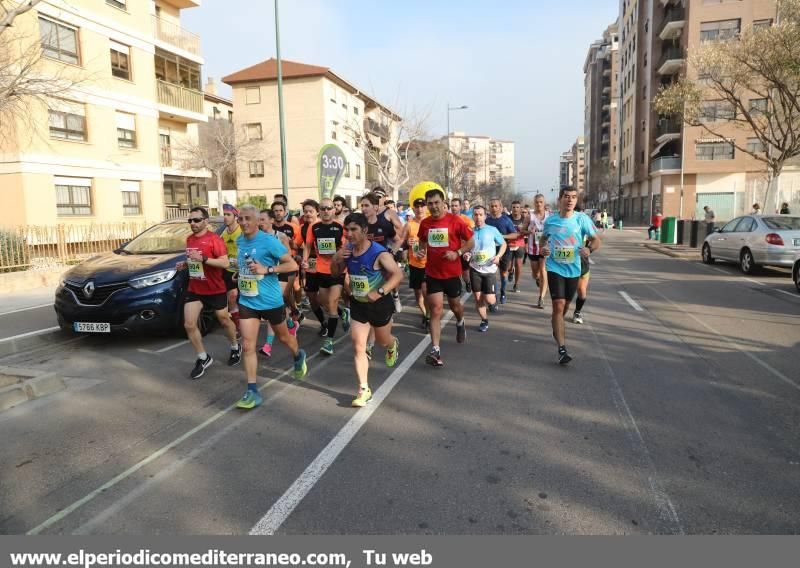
73, 322, 111, 333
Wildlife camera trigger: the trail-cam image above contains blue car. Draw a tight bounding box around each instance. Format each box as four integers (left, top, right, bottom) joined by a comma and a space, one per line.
55, 217, 225, 335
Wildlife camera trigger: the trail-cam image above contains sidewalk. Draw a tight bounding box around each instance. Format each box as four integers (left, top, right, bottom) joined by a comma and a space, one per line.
642, 241, 701, 260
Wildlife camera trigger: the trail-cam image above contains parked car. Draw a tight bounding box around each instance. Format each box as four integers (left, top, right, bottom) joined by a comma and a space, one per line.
793, 250, 800, 293
702, 214, 800, 274
54, 217, 224, 335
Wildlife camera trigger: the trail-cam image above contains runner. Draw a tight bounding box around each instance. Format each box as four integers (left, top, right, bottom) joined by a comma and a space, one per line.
271, 201, 303, 332
180, 206, 241, 379
371, 187, 405, 313
485, 198, 519, 305
464, 205, 506, 332
221, 203, 242, 332
303, 197, 349, 355
405, 197, 429, 329
508, 200, 527, 293
258, 208, 294, 357
539, 187, 601, 365
235, 204, 308, 409
416, 183, 475, 367
299, 199, 320, 311
333, 194, 349, 225
523, 194, 550, 309
450, 197, 475, 293
572, 208, 594, 325
331, 212, 402, 407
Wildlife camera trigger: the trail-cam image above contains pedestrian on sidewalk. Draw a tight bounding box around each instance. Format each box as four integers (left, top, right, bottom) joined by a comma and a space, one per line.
751, 203, 762, 215
780, 202, 791, 214
648, 211, 663, 240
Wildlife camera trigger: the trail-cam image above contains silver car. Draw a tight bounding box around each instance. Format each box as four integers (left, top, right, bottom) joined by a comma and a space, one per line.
702, 214, 800, 274
793, 250, 800, 293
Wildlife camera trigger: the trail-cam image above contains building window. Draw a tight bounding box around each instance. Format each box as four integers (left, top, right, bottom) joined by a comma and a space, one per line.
154, 49, 201, 90
116, 111, 136, 148
121, 180, 141, 215
753, 19, 773, 31
249, 160, 264, 177
749, 98, 768, 115
746, 138, 765, 153
696, 141, 735, 160
106, 0, 126, 9
700, 19, 741, 42
212, 107, 221, 120
356, 164, 361, 180
228, 110, 234, 122
48, 101, 86, 141
331, 130, 337, 140
55, 177, 92, 216
39, 17, 79, 65
344, 163, 350, 178
700, 100, 736, 122
354, 107, 359, 115
245, 87, 260, 104
110, 41, 130, 80
159, 132, 171, 166
246, 123, 263, 140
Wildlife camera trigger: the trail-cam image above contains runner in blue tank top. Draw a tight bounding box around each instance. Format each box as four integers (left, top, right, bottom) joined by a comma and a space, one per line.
332, 212, 404, 408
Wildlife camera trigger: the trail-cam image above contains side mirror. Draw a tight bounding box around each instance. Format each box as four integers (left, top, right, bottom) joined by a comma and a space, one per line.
114, 242, 129, 253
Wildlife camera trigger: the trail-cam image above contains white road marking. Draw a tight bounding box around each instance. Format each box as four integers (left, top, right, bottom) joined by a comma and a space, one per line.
705, 266, 730, 275
249, 293, 470, 535
744, 277, 765, 286
619, 291, 644, 312
774, 288, 799, 299
587, 324, 684, 535
137, 340, 190, 354
26, 333, 351, 535
0, 303, 53, 316
0, 326, 60, 343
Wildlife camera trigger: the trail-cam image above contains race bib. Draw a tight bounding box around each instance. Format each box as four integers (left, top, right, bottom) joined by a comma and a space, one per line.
307, 257, 317, 272
350, 274, 370, 299
238, 275, 261, 297
534, 231, 543, 244
475, 250, 492, 264
428, 228, 449, 248
553, 246, 575, 264
187, 259, 205, 279
317, 237, 337, 255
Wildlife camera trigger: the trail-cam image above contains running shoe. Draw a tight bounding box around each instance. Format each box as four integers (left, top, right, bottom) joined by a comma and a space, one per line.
190, 355, 213, 380
341, 307, 351, 333
573, 312, 584, 325
352, 386, 372, 407
228, 344, 242, 366
536, 298, 545, 310
456, 322, 466, 344
558, 347, 572, 366
236, 388, 263, 409
320, 338, 334, 356
499, 294, 507, 305
478, 320, 489, 333
287, 319, 298, 337
317, 325, 328, 338
293, 349, 308, 379
260, 343, 272, 358
366, 344, 373, 361
488, 303, 499, 313
385, 337, 399, 367
513, 285, 520, 293
392, 290, 403, 313
300, 297, 311, 309
425, 348, 444, 367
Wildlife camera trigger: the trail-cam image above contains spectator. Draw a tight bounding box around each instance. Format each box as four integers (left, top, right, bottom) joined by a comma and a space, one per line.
779, 202, 791, 214
648, 211, 663, 240
703, 205, 716, 223
752, 203, 762, 215
600, 209, 609, 230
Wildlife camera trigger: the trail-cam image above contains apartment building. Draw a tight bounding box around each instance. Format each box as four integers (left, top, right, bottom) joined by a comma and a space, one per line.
0, 0, 209, 228
222, 59, 401, 208
559, 149, 574, 190
583, 22, 620, 203
446, 132, 515, 197
571, 136, 586, 195
615, 0, 793, 224
196, 77, 235, 213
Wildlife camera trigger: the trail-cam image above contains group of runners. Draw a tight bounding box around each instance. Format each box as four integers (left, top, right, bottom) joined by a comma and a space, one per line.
178, 182, 600, 409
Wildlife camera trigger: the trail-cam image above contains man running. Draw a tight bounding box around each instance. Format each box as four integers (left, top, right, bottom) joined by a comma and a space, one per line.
372, 187, 405, 313
299, 199, 320, 310
271, 201, 303, 332
304, 197, 349, 355
235, 204, 308, 409
450, 197, 475, 293
405, 197, 429, 329
508, 200, 527, 293
416, 184, 474, 367
181, 206, 241, 379
524, 194, 550, 309
221, 203, 242, 331
464, 205, 506, 332
485, 198, 519, 305
539, 187, 601, 365
333, 195, 348, 225
258, 209, 293, 357
331, 212, 402, 407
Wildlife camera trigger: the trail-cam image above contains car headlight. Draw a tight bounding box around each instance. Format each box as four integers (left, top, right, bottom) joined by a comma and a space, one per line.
128, 269, 177, 289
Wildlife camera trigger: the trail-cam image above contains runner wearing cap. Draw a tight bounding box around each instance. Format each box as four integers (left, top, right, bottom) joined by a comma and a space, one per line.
405, 197, 429, 329
221, 203, 242, 331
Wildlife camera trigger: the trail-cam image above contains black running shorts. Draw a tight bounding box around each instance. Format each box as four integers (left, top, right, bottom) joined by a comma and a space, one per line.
425, 275, 462, 299
409, 266, 426, 290
184, 292, 228, 311
469, 269, 497, 295
547, 272, 579, 302
238, 303, 286, 326
350, 295, 394, 328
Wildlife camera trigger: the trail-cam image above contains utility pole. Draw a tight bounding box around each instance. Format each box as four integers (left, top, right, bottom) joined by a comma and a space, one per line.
275, 0, 288, 200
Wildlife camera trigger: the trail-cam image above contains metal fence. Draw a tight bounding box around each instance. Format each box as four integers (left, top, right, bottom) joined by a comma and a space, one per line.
0, 222, 154, 272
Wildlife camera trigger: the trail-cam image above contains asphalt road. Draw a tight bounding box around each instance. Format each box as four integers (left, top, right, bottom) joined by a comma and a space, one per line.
0, 230, 798, 535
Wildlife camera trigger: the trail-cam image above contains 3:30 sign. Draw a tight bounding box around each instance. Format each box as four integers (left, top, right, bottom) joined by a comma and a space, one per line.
321, 155, 345, 170
317, 144, 347, 201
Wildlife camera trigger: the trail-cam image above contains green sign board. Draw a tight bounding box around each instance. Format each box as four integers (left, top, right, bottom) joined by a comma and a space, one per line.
317, 144, 347, 201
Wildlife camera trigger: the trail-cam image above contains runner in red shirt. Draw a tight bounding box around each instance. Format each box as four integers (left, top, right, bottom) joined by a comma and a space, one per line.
180, 207, 241, 380
417, 184, 475, 367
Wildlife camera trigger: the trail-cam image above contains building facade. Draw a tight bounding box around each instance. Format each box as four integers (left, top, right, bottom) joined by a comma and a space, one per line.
446, 132, 515, 198
572, 136, 586, 196
559, 150, 575, 190
0, 0, 209, 228
222, 59, 401, 209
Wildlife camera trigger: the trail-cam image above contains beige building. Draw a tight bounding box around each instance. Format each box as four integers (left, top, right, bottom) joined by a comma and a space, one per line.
615, 0, 796, 223
571, 136, 586, 195
559, 149, 574, 189
0, 0, 210, 228
222, 59, 401, 209
446, 132, 515, 198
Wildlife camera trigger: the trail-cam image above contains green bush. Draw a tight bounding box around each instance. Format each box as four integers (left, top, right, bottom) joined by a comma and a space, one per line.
237, 195, 270, 211
0, 229, 28, 273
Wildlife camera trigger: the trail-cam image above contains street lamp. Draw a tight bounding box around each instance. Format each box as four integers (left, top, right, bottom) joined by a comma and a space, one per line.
274, 0, 289, 200
446, 103, 468, 198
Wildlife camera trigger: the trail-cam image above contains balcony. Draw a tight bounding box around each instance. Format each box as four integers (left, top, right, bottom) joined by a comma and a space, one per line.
657, 46, 684, 75
364, 118, 389, 141
650, 156, 682, 173
659, 7, 685, 40
655, 116, 682, 144
157, 79, 203, 116
153, 15, 201, 56
161, 0, 201, 8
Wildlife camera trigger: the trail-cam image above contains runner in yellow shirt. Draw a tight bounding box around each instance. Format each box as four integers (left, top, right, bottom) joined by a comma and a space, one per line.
221, 204, 242, 331
405, 197, 430, 329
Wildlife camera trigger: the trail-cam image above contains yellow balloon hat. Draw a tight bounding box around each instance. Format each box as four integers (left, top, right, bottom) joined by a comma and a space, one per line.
409, 181, 444, 205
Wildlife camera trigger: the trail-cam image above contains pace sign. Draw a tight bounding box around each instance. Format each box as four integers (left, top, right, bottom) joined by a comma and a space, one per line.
317, 144, 347, 201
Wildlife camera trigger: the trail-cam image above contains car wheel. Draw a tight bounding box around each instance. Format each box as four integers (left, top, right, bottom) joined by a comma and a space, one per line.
740, 248, 757, 274
702, 243, 715, 264
794, 262, 800, 293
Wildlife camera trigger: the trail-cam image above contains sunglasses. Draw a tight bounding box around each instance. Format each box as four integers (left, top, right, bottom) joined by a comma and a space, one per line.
320, 206, 334, 211
188, 218, 205, 224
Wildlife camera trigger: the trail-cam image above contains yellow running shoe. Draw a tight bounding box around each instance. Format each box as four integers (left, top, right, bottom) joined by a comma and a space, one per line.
352, 386, 372, 407
385, 337, 399, 367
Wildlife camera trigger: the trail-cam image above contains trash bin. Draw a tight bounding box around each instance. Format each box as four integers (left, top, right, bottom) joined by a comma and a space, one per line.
659, 217, 678, 245
689, 221, 700, 248
677, 220, 685, 245
617, 219, 623, 230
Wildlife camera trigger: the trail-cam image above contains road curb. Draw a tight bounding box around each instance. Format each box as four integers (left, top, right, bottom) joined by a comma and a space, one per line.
0, 327, 69, 359
642, 243, 701, 260
0, 366, 67, 413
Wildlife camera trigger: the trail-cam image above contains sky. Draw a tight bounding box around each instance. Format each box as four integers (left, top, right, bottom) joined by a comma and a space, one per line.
183, 0, 619, 196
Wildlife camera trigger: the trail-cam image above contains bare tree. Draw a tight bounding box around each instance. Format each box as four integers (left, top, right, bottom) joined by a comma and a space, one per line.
0, 0, 40, 34
654, 0, 800, 211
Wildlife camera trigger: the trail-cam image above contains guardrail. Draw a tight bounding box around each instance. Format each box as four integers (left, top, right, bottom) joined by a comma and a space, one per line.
153, 15, 201, 56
